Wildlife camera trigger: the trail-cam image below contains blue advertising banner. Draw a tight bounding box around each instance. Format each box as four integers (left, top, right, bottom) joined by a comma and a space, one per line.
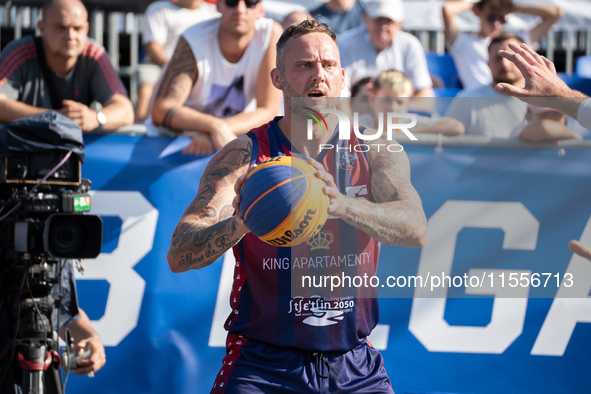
68, 134, 591, 394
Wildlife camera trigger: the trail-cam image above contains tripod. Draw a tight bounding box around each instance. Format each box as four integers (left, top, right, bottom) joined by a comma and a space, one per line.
0, 256, 84, 394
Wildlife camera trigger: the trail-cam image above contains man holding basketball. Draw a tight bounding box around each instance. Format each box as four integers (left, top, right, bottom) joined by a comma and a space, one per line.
167, 20, 427, 393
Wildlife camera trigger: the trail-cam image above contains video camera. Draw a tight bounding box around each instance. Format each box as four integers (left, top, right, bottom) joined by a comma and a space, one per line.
0, 112, 103, 394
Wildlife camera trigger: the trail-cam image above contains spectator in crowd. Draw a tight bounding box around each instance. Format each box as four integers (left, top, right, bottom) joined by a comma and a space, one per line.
338, 0, 434, 98
442, 0, 563, 89
135, 0, 219, 122
495, 41, 591, 131
350, 76, 374, 126
445, 33, 580, 142
150, 0, 282, 156
494, 41, 591, 263
309, 0, 366, 35
0, 0, 133, 132
370, 70, 464, 135
281, 11, 311, 30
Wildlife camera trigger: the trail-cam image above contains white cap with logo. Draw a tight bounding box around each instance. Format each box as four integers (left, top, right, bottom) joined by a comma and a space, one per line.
365, 0, 404, 23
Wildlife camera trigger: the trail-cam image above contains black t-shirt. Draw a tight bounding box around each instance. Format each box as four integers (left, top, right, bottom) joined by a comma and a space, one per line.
0, 36, 127, 109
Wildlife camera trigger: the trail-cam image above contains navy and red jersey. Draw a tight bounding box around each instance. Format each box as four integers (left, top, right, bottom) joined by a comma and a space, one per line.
226, 117, 381, 352
0, 36, 127, 108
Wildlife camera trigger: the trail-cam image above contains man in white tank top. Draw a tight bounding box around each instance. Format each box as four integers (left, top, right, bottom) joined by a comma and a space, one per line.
150, 0, 283, 155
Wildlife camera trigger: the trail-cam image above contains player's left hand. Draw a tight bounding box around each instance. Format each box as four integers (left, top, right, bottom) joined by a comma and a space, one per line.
75, 333, 106, 375
59, 100, 100, 132
308, 158, 347, 217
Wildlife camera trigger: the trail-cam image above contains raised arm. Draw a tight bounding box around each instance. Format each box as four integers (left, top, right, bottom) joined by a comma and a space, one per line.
495, 41, 588, 120
223, 21, 283, 137
310, 137, 427, 247
514, 4, 563, 45
442, 0, 474, 47
151, 36, 236, 151
167, 136, 253, 273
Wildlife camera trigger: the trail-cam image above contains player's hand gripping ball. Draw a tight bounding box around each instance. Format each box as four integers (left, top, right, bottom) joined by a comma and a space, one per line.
239, 156, 329, 247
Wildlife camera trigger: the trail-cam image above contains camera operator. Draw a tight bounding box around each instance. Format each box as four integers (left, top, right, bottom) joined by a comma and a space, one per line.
0, 259, 106, 393
0, 0, 133, 132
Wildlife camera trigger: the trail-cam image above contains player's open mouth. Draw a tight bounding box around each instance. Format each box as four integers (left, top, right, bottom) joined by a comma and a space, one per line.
308, 91, 325, 97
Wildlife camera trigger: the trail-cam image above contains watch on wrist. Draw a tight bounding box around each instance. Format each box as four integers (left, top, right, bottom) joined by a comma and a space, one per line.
96, 111, 107, 129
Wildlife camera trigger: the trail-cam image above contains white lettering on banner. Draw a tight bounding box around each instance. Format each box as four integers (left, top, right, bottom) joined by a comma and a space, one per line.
409, 201, 539, 354
75, 191, 158, 346
531, 216, 591, 356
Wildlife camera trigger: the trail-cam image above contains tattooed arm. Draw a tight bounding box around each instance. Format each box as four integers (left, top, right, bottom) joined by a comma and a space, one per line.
310, 137, 427, 247
151, 36, 235, 151
167, 137, 253, 273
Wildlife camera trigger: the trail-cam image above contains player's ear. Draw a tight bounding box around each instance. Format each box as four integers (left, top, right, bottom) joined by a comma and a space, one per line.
271, 68, 282, 90
37, 19, 44, 36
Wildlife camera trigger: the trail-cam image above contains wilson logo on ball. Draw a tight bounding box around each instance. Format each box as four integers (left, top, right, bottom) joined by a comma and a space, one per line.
239, 156, 329, 247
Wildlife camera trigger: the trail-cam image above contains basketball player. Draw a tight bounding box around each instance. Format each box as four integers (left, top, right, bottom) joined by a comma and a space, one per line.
166, 20, 427, 393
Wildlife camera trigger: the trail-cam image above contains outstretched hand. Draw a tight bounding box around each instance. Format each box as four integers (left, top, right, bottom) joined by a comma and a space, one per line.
494, 42, 573, 105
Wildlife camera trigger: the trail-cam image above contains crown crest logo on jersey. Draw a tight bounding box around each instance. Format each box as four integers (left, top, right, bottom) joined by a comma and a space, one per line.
307, 230, 334, 250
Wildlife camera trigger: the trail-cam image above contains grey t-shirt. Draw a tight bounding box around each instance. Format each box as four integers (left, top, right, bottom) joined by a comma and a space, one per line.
0, 36, 127, 109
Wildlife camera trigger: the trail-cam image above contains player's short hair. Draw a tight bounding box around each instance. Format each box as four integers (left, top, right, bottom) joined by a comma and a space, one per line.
475, 0, 516, 15
488, 32, 525, 53
276, 19, 337, 74
372, 70, 414, 96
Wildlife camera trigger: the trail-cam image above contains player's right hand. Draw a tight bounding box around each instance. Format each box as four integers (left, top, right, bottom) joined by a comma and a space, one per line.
232, 164, 257, 233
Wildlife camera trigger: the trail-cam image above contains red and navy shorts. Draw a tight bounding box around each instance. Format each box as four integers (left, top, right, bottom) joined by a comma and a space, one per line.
211, 333, 394, 393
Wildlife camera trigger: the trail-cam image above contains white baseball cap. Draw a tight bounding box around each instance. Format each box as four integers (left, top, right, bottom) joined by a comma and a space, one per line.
365, 0, 404, 23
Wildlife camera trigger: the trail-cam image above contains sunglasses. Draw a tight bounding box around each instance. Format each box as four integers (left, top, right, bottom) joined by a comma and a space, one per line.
485, 15, 507, 24
224, 0, 260, 9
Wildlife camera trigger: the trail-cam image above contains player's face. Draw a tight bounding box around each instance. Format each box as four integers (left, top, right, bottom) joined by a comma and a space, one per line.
363, 15, 401, 52
488, 39, 523, 85
39, 3, 88, 59
276, 32, 345, 114
217, 0, 263, 36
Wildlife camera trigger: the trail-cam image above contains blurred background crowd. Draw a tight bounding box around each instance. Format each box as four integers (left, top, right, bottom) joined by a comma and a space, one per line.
1, 0, 591, 149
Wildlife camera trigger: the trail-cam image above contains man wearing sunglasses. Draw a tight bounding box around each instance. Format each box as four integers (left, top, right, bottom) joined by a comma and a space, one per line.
442, 0, 563, 89
150, 0, 282, 155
